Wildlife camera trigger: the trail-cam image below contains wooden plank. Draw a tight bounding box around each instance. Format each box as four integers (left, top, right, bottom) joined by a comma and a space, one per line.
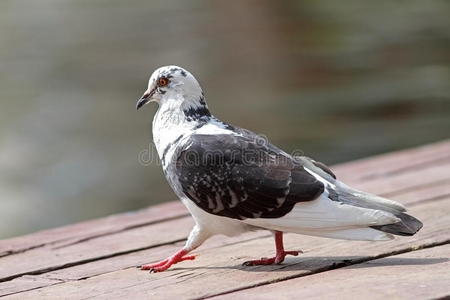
1, 141, 447, 260
1, 188, 446, 298
0, 234, 263, 297
212, 244, 450, 300
0, 217, 194, 282
2, 140, 448, 257
351, 164, 450, 196
1, 145, 449, 296
1, 158, 447, 287
4, 197, 448, 299
0, 243, 182, 297
0, 201, 188, 257
391, 179, 450, 206
0, 277, 63, 298
333, 140, 450, 182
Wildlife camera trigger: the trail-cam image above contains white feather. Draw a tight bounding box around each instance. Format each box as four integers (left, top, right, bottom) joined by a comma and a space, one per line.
195, 119, 237, 136
337, 181, 406, 212
241, 192, 400, 241
312, 227, 394, 241
285, 227, 394, 241
181, 197, 252, 237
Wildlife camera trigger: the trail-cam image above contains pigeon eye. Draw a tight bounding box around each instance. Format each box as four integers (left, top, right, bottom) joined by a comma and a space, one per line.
158, 77, 170, 87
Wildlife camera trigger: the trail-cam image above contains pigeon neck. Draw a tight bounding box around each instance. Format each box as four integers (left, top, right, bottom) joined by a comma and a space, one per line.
152, 94, 212, 159
181, 94, 211, 123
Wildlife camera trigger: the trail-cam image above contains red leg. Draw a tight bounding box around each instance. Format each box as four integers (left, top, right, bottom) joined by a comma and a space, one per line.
243, 231, 302, 266
140, 249, 196, 273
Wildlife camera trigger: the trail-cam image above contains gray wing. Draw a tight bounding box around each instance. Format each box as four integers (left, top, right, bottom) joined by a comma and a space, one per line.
234, 126, 337, 180
175, 133, 324, 220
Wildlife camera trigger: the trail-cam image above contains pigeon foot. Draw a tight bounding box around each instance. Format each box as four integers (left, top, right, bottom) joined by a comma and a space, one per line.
242, 250, 301, 266
242, 231, 302, 266
140, 249, 196, 272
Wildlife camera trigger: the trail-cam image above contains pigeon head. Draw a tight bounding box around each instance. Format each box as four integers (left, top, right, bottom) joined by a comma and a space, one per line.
136, 66, 206, 112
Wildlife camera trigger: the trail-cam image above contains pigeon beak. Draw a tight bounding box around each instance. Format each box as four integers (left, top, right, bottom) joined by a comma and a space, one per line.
136, 89, 155, 110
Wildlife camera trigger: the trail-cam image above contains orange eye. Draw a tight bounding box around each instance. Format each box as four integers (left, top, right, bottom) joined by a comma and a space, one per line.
158, 77, 169, 87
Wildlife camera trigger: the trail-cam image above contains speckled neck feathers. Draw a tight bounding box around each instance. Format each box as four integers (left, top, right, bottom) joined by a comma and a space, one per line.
152, 93, 212, 165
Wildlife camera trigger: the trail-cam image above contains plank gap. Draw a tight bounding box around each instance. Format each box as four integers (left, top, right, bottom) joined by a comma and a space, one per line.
51, 214, 189, 250
0, 238, 187, 283
408, 193, 450, 207
200, 239, 450, 300
357, 155, 450, 182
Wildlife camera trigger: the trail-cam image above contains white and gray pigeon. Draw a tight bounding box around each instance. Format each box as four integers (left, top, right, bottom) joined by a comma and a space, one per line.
136, 65, 423, 272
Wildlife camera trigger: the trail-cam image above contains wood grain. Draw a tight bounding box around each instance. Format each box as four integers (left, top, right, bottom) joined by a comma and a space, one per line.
0, 201, 188, 257
212, 244, 450, 300
333, 139, 450, 182
1, 141, 449, 299
0, 216, 194, 282
1, 155, 448, 286
1, 141, 447, 258
4, 197, 449, 299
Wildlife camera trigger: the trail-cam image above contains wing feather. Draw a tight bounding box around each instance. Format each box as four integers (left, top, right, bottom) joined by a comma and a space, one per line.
175, 133, 324, 220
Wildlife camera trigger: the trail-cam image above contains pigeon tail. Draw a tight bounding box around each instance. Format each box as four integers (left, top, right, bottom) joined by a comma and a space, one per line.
371, 212, 423, 236
335, 182, 423, 236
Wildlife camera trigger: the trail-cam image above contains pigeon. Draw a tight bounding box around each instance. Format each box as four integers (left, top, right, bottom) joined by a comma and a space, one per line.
136, 65, 423, 272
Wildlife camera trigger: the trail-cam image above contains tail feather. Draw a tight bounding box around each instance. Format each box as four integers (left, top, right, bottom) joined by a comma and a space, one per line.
336, 182, 406, 214
371, 212, 423, 236
336, 183, 423, 236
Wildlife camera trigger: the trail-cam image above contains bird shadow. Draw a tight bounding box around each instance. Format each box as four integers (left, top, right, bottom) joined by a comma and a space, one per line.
171, 256, 448, 273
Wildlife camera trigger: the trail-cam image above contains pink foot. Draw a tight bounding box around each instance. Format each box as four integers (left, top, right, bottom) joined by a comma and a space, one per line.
243, 250, 302, 266
140, 249, 196, 272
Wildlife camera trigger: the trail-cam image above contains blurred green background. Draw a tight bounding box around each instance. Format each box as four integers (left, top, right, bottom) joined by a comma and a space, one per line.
0, 0, 449, 239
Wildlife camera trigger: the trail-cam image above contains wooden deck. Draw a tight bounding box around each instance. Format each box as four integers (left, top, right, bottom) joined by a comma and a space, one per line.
1, 140, 449, 299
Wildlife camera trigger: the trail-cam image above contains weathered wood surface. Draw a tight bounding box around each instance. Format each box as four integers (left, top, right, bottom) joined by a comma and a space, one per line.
0, 140, 449, 299
212, 245, 450, 300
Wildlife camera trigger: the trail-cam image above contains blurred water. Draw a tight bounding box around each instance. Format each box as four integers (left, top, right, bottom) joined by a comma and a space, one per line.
0, 0, 449, 238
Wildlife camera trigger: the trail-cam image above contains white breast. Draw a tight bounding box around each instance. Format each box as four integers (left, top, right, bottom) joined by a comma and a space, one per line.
153, 109, 189, 154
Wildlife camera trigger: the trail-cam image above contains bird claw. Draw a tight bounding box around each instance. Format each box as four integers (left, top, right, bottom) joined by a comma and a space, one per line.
242, 250, 302, 266
140, 252, 196, 273
140, 259, 169, 270
285, 250, 302, 256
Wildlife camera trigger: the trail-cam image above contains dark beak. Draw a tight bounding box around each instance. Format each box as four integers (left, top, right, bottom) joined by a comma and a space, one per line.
136, 89, 155, 110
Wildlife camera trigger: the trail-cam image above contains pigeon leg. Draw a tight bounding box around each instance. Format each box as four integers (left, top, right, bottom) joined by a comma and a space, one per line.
140, 225, 210, 272
243, 231, 302, 266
